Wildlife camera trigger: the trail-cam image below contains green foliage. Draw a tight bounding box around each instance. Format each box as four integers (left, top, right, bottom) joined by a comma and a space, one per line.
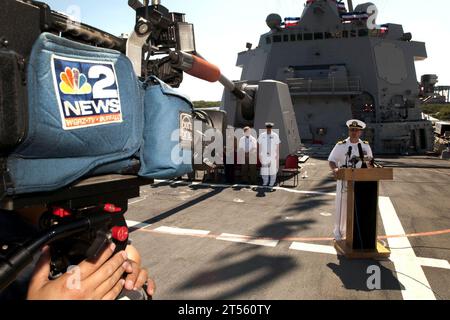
193, 101, 222, 109
421, 104, 450, 120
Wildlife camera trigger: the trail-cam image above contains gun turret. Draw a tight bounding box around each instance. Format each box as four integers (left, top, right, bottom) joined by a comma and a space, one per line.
421, 74, 439, 96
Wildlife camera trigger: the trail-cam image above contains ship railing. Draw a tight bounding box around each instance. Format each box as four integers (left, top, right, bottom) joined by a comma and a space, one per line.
286, 76, 361, 96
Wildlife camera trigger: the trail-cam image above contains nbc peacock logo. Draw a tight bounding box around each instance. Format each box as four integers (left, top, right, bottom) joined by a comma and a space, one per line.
59, 67, 92, 95
52, 55, 123, 130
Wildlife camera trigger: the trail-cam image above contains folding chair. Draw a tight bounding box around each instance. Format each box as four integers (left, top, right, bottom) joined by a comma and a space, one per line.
280, 155, 300, 187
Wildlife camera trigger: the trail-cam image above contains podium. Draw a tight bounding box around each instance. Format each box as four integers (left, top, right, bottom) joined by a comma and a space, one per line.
334, 168, 394, 259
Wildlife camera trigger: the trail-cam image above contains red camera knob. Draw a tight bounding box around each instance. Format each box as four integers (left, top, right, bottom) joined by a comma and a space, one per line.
52, 207, 71, 218
104, 204, 122, 213
111, 226, 129, 242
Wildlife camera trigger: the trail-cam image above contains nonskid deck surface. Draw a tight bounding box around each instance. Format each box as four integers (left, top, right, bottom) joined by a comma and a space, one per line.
126, 156, 450, 300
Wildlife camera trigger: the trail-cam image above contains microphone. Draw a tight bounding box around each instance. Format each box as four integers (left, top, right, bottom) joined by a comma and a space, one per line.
344, 146, 352, 168
350, 156, 359, 168
358, 143, 368, 169
347, 146, 352, 157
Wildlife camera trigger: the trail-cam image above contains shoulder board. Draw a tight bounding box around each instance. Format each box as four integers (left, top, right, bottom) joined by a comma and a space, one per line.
337, 140, 347, 145
363, 141, 370, 144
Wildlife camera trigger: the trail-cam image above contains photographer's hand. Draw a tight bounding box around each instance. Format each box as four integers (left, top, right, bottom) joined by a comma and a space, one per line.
123, 245, 156, 298
123, 260, 156, 298
27, 243, 130, 300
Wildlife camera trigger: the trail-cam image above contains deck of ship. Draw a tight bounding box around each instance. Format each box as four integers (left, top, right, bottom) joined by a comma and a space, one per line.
126, 156, 450, 300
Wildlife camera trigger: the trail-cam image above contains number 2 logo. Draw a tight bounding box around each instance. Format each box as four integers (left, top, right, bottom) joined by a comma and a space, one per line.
88, 65, 118, 99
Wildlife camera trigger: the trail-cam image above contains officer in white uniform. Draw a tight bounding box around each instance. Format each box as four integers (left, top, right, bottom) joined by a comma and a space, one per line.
258, 123, 281, 188
238, 127, 258, 185
328, 120, 373, 240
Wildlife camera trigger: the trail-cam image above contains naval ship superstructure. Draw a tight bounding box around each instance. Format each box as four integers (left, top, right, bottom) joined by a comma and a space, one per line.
226, 0, 434, 154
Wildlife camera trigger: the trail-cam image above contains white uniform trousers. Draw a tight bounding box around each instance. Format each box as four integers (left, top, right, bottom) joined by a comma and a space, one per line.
261, 162, 278, 187
334, 179, 348, 240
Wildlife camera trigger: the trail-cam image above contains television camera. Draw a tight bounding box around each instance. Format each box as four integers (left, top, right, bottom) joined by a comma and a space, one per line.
0, 0, 257, 294
0, 0, 229, 294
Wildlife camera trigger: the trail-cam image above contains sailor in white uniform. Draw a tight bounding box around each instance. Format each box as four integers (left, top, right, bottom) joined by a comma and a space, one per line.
328, 120, 374, 240
258, 123, 281, 188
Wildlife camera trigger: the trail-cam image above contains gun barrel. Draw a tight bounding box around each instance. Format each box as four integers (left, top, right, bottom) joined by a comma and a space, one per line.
169, 51, 220, 82
169, 51, 253, 107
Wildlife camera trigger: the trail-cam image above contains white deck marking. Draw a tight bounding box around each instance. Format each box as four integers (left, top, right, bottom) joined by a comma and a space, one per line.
416, 258, 450, 270
153, 226, 210, 236
129, 220, 449, 272
129, 195, 148, 205
379, 196, 436, 300
126, 220, 151, 229
217, 233, 279, 247
288, 242, 449, 272
289, 242, 337, 255
272, 187, 334, 196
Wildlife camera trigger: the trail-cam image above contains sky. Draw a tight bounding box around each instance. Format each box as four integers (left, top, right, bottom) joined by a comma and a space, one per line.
43, 0, 450, 101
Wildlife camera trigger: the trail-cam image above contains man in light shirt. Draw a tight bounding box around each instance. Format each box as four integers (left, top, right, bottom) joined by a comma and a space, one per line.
238, 127, 258, 185
258, 123, 281, 189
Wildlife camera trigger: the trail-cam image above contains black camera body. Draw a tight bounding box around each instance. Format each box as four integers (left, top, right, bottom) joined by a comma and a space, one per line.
0, 0, 215, 293
131, 1, 196, 86
0, 50, 28, 154
0, 174, 149, 291
0, 0, 148, 292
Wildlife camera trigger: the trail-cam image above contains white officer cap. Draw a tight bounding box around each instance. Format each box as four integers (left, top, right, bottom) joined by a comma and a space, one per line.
346, 119, 366, 130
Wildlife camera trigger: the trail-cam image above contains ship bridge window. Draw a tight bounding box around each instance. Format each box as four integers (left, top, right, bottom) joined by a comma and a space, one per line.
342, 30, 349, 38
325, 32, 332, 39
359, 29, 368, 37
297, 33, 303, 41
273, 35, 282, 43
266, 36, 272, 44
314, 32, 324, 40
304, 33, 313, 40
283, 34, 289, 42
290, 34, 296, 41
351, 30, 357, 37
